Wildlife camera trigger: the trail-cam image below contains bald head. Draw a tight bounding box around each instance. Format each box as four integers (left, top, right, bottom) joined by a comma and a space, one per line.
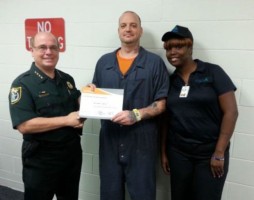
119, 11, 141, 27
31, 32, 59, 48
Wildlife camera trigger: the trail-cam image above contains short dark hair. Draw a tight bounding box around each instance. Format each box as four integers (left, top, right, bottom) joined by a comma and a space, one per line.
163, 38, 193, 50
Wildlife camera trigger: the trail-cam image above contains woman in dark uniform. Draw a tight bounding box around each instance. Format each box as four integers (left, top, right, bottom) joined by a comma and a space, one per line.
160, 25, 238, 200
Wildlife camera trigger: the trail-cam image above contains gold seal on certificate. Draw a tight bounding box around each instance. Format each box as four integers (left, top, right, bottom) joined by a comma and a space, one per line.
79, 87, 124, 119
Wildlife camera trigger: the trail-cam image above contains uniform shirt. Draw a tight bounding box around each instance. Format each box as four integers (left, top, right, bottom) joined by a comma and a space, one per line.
93, 47, 169, 131
167, 59, 236, 148
9, 62, 81, 142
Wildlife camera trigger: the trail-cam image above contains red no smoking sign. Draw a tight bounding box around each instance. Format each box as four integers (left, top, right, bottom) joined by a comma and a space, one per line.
25, 18, 65, 52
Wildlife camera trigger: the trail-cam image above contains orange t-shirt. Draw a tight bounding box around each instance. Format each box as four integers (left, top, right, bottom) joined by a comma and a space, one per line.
117, 51, 135, 75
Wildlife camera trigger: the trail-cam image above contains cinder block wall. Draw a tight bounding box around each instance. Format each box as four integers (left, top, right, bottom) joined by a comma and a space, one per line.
0, 1, 254, 199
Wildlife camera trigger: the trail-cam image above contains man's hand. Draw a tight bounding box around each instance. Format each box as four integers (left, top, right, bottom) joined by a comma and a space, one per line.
87, 83, 96, 91
66, 111, 84, 128
111, 110, 137, 125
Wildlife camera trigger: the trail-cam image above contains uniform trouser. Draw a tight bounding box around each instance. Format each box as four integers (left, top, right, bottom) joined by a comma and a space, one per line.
22, 137, 82, 200
99, 127, 157, 200
168, 147, 229, 200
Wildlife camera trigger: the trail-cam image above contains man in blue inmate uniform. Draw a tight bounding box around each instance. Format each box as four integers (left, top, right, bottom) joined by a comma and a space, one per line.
92, 11, 169, 200
8, 32, 84, 200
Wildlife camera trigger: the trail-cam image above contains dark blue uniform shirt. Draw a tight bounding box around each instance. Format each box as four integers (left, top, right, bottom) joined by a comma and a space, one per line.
167, 59, 236, 155
93, 47, 169, 131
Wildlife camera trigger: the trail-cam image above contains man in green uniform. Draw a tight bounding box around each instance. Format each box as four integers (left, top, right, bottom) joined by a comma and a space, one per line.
8, 32, 84, 200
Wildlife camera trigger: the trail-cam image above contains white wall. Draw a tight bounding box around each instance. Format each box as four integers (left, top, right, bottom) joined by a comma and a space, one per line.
0, 0, 254, 200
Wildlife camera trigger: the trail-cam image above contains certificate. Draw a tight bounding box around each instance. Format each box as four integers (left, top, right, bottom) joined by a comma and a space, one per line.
79, 87, 124, 119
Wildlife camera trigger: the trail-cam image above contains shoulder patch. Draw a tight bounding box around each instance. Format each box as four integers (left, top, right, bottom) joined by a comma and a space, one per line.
10, 87, 22, 104
66, 81, 73, 89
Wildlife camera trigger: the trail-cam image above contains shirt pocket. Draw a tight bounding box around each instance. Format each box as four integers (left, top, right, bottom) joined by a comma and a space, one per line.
124, 78, 146, 109
35, 94, 61, 117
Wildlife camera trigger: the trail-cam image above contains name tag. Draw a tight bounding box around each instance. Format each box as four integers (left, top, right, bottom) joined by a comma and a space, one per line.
179, 86, 190, 98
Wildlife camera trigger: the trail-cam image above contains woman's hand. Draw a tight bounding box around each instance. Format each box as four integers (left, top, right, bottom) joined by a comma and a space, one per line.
210, 156, 225, 178
161, 153, 170, 175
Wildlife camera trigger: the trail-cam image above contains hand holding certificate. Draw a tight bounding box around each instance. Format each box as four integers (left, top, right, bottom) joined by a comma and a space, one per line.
79, 87, 124, 119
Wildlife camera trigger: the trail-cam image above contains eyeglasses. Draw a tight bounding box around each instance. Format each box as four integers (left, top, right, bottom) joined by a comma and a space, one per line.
32, 45, 59, 53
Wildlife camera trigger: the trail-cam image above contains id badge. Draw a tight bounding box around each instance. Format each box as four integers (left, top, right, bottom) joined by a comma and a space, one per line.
179, 86, 190, 98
